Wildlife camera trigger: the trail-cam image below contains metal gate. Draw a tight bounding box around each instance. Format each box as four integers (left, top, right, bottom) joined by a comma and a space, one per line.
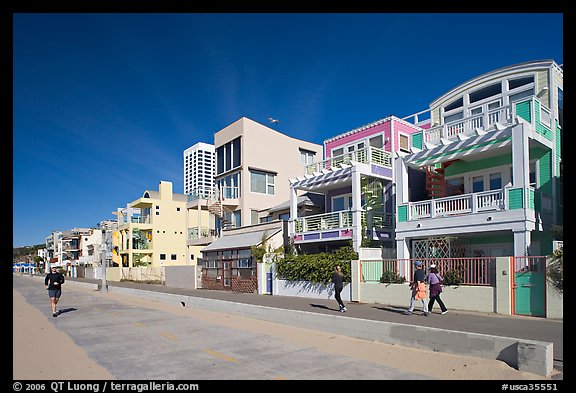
512, 256, 546, 317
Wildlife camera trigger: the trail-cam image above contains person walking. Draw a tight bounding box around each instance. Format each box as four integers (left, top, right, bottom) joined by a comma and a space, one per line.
404, 260, 429, 316
426, 264, 448, 315
332, 265, 347, 312
45, 266, 65, 317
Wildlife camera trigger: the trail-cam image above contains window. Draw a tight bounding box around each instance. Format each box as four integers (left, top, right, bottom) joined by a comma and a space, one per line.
251, 210, 259, 225
529, 162, 537, 187
399, 134, 410, 152
300, 149, 315, 165
469, 83, 502, 104
332, 194, 352, 212
250, 170, 275, 195
332, 148, 344, 157
171, 254, 177, 261
444, 112, 463, 124
472, 176, 484, 193
217, 172, 240, 198
509, 89, 534, 103
216, 136, 241, 175
369, 135, 383, 149
233, 210, 242, 227
444, 97, 463, 112
509, 76, 534, 90
447, 177, 465, 195
160, 254, 166, 260
489, 172, 502, 190
279, 213, 290, 221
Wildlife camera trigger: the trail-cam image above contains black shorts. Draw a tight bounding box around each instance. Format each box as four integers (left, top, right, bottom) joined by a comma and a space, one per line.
48, 289, 62, 299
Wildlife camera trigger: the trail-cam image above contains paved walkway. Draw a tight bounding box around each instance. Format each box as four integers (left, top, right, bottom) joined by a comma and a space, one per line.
68, 276, 562, 377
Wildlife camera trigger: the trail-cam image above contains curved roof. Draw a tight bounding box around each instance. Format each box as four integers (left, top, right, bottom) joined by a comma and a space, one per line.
430, 59, 560, 108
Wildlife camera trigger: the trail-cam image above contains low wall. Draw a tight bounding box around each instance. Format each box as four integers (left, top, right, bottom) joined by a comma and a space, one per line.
164, 266, 196, 289
359, 282, 495, 313
274, 279, 351, 301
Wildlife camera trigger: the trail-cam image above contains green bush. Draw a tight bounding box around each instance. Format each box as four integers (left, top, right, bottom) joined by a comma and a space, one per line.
380, 270, 406, 284
275, 246, 358, 285
442, 269, 463, 286
547, 247, 563, 294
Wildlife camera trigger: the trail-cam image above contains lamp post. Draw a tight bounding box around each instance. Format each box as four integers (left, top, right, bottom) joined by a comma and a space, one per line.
101, 229, 108, 292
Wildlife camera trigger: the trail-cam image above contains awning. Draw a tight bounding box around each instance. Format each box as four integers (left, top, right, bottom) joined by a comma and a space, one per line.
201, 228, 281, 253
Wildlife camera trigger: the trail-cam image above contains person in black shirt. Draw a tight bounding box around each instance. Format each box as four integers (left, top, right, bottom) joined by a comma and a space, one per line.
403, 260, 429, 316
45, 266, 65, 317
332, 265, 347, 312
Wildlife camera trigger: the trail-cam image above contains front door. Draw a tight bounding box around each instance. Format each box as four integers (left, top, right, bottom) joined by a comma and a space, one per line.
223, 260, 232, 287
513, 257, 546, 317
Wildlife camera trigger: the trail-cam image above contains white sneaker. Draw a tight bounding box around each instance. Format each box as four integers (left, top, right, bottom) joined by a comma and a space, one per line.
441, 310, 448, 315
341, 307, 347, 312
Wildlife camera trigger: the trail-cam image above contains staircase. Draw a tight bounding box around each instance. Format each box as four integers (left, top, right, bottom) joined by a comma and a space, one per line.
207, 196, 231, 230
425, 160, 459, 198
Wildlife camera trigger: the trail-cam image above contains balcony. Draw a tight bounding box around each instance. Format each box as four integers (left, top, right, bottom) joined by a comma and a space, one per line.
293, 210, 394, 243
421, 97, 553, 148
295, 211, 352, 233
406, 189, 506, 220
305, 146, 392, 176
398, 186, 553, 223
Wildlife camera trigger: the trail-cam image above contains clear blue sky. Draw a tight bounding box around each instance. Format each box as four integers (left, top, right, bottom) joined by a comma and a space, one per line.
12, 13, 563, 247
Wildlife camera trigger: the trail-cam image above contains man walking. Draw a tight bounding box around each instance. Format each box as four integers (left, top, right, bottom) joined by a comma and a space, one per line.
45, 266, 65, 317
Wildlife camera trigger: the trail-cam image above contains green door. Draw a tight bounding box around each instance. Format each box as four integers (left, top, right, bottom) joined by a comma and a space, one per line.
514, 258, 546, 317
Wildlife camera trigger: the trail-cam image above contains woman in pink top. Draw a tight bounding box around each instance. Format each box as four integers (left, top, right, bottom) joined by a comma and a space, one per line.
426, 265, 448, 315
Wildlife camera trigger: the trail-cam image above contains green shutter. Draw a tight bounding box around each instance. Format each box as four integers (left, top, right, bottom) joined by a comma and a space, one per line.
412, 132, 423, 150
515, 100, 532, 123
508, 188, 524, 209
398, 205, 408, 222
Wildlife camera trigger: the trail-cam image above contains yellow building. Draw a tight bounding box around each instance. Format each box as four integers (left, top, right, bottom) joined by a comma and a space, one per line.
115, 181, 187, 268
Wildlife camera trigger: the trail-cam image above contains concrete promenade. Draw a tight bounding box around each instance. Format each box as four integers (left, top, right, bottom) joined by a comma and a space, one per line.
60, 275, 562, 378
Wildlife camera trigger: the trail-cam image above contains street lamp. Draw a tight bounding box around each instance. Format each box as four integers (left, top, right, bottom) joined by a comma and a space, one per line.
101, 229, 108, 292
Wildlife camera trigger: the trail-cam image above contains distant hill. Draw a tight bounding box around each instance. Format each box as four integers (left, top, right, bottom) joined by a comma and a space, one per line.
13, 244, 45, 260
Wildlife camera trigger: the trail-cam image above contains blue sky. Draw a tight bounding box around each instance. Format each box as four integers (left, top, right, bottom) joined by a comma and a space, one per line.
12, 13, 563, 247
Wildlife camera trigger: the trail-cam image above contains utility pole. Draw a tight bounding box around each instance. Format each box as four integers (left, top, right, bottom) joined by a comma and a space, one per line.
100, 229, 107, 292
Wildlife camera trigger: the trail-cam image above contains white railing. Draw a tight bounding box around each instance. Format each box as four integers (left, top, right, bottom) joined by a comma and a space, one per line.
423, 97, 554, 146
187, 190, 214, 202
188, 227, 217, 240
295, 211, 352, 233
361, 211, 394, 228
424, 105, 513, 145
294, 210, 394, 233
131, 216, 150, 224
305, 146, 392, 175
219, 186, 240, 200
409, 188, 506, 220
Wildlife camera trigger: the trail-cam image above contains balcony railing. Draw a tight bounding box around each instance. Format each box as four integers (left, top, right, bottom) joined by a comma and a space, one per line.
361, 211, 394, 228
294, 211, 352, 233
188, 227, 217, 240
424, 105, 513, 145
131, 216, 150, 224
131, 239, 152, 250
187, 190, 215, 202
417, 97, 553, 147
294, 210, 393, 233
407, 188, 506, 220
305, 146, 392, 175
